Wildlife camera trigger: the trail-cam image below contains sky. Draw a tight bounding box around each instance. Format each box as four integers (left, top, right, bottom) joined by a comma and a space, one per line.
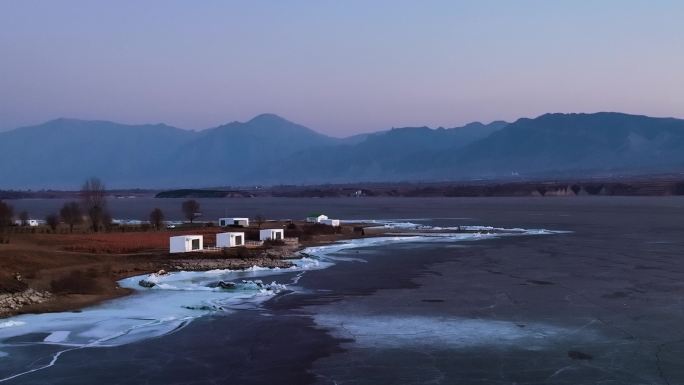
1, 0, 683, 137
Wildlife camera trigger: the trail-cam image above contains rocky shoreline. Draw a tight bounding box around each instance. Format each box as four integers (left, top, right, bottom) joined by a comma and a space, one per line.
167, 258, 294, 272
0, 289, 52, 317
0, 243, 307, 318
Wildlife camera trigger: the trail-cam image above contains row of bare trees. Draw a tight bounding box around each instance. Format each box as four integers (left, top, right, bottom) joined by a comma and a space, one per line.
31, 177, 109, 233
3, 182, 261, 235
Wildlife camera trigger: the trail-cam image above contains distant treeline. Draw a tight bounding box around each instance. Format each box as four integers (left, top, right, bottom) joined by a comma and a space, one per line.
153, 178, 684, 198
5, 177, 684, 200
267, 181, 684, 198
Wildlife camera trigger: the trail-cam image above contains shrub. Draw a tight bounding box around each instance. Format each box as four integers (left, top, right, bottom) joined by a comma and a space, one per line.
673, 182, 684, 196
263, 239, 285, 248
234, 246, 249, 259
304, 223, 337, 235
0, 274, 28, 294
50, 270, 100, 294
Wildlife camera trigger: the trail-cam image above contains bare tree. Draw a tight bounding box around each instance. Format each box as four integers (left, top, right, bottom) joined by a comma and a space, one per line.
45, 214, 60, 232
255, 214, 265, 229
19, 211, 29, 226
81, 177, 108, 232
0, 200, 14, 231
60, 201, 83, 233
149, 208, 164, 230
181, 200, 200, 223
102, 212, 113, 232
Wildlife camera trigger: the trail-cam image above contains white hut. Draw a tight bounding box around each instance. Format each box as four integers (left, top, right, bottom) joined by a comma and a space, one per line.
320, 219, 340, 227
218, 217, 249, 227
306, 214, 328, 223
169, 235, 203, 253
259, 229, 284, 241
14, 219, 40, 227
216, 232, 245, 248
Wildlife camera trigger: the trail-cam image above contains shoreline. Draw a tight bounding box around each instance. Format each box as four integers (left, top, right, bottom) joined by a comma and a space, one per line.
0, 229, 377, 319
0, 222, 516, 319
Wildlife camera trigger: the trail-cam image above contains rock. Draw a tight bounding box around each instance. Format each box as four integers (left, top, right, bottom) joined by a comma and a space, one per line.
0, 288, 52, 315
138, 279, 156, 288
182, 304, 224, 311
207, 280, 236, 289
217, 281, 236, 289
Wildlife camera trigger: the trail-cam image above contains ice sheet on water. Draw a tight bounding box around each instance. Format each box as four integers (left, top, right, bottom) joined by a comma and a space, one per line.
340, 219, 428, 230
341, 219, 570, 236
314, 314, 590, 350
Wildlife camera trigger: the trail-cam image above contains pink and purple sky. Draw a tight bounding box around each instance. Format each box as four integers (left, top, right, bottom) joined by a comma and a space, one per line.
1, 0, 683, 136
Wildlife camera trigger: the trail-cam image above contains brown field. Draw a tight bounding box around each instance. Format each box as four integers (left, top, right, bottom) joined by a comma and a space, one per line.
54, 228, 225, 254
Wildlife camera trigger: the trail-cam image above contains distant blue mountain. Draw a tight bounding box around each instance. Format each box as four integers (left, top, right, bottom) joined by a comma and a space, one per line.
1, 112, 683, 188
432, 112, 684, 179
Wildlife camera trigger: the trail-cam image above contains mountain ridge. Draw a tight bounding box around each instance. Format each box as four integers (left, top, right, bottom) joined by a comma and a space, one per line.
2, 112, 684, 188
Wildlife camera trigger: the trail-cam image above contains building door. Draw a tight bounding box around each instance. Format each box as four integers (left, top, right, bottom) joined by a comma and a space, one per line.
274, 231, 282, 240
235, 235, 243, 245
191, 239, 200, 250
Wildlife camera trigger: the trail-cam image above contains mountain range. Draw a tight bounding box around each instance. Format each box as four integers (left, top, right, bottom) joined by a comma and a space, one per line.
1, 112, 684, 189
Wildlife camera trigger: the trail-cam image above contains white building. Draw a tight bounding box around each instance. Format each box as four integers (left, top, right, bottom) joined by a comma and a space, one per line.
218, 217, 249, 227
306, 214, 328, 223
14, 219, 40, 227
259, 228, 284, 241
216, 232, 245, 248
320, 219, 340, 227
169, 235, 203, 253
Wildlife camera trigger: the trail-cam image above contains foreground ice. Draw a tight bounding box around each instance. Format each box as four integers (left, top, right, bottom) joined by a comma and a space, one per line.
0, 221, 566, 382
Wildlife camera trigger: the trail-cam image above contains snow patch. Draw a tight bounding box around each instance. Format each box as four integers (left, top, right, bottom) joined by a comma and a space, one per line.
44, 331, 71, 343
0, 321, 25, 329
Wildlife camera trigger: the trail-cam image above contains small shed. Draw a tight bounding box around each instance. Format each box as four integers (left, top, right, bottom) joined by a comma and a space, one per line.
219, 217, 249, 227
306, 214, 328, 223
259, 229, 284, 241
169, 235, 203, 253
320, 219, 340, 227
216, 232, 245, 248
